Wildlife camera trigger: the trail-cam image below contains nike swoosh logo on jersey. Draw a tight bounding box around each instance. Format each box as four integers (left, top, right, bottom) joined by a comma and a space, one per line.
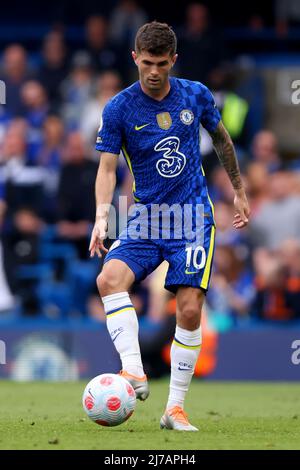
178, 367, 193, 371
134, 123, 151, 131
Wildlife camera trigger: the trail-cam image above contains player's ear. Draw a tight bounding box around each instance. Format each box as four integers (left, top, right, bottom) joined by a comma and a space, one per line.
172, 54, 178, 67
132, 51, 138, 64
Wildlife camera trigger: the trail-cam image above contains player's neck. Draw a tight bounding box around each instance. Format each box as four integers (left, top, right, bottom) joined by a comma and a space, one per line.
140, 79, 171, 102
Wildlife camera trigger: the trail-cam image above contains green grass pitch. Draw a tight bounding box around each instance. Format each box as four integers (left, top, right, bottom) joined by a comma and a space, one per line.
0, 380, 299, 450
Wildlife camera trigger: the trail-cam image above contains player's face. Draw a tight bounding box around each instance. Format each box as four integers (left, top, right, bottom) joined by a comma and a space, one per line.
132, 51, 177, 92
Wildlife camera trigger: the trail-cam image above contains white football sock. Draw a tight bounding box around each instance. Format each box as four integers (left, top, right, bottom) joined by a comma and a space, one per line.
102, 291, 145, 378
167, 325, 202, 410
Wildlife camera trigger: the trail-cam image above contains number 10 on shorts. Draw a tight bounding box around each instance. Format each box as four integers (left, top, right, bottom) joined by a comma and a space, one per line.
185, 246, 206, 270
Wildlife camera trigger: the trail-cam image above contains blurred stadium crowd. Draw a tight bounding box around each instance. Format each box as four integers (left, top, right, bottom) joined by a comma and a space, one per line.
0, 0, 300, 329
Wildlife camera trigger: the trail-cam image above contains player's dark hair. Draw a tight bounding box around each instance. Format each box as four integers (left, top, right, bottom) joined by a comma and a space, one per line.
135, 21, 177, 56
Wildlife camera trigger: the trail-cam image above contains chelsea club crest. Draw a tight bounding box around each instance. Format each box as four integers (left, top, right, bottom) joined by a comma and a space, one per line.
180, 109, 194, 125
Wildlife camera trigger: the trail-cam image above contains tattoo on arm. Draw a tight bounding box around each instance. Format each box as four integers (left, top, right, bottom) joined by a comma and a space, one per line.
209, 122, 243, 191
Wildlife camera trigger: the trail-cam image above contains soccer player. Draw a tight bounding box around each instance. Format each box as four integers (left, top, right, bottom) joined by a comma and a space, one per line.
89, 22, 250, 431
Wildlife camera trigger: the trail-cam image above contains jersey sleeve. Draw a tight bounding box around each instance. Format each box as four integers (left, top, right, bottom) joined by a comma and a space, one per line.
95, 98, 123, 155
200, 86, 221, 133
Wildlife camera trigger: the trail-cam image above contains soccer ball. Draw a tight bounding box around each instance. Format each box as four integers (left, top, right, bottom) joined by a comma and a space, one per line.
82, 373, 136, 427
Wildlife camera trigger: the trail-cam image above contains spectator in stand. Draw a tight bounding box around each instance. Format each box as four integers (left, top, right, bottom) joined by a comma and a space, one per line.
20, 81, 50, 162
250, 171, 300, 249
201, 66, 249, 177
84, 15, 122, 75
110, 0, 147, 48
80, 70, 122, 146
177, 3, 226, 83
280, 239, 300, 279
38, 31, 70, 111
37, 115, 65, 222
60, 51, 94, 130
0, 194, 15, 314
38, 115, 64, 170
56, 132, 98, 259
245, 162, 270, 216
109, 0, 148, 82
279, 239, 300, 317
21, 81, 49, 126
206, 245, 255, 327
252, 247, 300, 321
2, 207, 44, 315
0, 45, 32, 117
0, 118, 28, 162
0, 126, 45, 218
251, 130, 281, 173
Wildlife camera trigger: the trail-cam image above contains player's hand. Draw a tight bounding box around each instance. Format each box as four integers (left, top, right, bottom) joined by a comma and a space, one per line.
233, 188, 250, 229
89, 218, 109, 258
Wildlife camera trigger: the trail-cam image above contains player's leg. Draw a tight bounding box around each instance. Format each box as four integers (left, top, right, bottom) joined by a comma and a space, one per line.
97, 239, 163, 400
161, 287, 204, 431
160, 223, 215, 430
97, 259, 149, 399
169, 286, 204, 406
160, 287, 204, 431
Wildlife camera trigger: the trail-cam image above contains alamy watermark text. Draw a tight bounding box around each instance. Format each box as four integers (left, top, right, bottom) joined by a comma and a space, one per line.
0, 340, 6, 365
0, 80, 6, 105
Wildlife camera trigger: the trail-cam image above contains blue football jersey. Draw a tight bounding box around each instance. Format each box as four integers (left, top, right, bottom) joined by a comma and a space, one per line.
95, 77, 221, 212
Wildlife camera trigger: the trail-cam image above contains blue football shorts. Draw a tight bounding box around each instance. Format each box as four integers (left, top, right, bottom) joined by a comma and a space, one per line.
104, 214, 216, 294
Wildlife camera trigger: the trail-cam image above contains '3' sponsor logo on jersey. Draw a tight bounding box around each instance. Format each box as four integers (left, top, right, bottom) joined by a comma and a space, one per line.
154, 136, 186, 178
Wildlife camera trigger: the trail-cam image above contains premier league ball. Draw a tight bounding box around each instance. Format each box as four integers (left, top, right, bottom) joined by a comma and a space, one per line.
82, 373, 136, 427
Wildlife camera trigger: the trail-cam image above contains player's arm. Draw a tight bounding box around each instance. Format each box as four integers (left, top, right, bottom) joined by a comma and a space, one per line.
90, 96, 123, 256
89, 152, 118, 258
209, 121, 250, 229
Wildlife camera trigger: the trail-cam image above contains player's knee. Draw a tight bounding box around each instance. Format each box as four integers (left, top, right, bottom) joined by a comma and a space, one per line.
179, 307, 201, 330
97, 270, 121, 297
